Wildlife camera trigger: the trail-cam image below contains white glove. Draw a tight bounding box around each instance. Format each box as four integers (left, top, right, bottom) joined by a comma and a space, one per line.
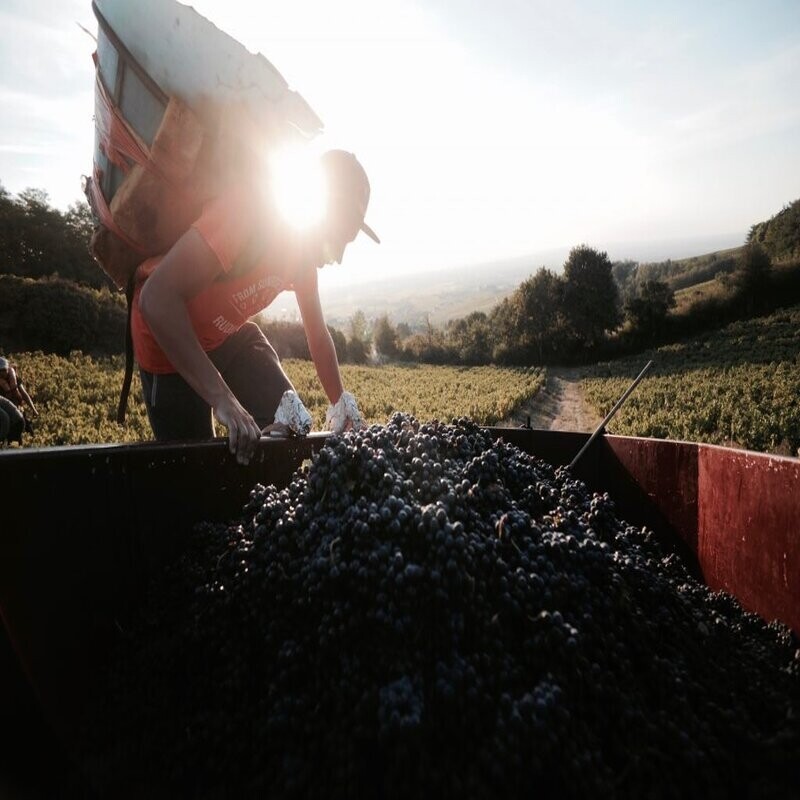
267, 390, 312, 436
325, 391, 363, 434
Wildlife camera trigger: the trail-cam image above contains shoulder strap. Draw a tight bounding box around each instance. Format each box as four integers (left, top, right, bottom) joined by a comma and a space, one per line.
116, 273, 136, 424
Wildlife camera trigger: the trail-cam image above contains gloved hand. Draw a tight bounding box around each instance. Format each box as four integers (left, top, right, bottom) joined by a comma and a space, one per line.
325, 391, 363, 434
262, 390, 313, 437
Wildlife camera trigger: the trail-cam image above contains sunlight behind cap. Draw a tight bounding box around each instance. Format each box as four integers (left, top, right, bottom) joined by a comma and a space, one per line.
267, 145, 327, 230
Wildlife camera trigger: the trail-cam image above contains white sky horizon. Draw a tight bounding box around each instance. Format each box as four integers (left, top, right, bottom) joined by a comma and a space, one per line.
1, 0, 798, 287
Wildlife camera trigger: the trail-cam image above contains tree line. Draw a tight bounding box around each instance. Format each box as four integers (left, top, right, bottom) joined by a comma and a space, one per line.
0, 182, 797, 365
0, 185, 107, 288
349, 238, 792, 366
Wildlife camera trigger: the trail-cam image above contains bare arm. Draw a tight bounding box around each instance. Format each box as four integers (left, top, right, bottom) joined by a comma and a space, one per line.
2, 368, 35, 415
295, 270, 345, 405
138, 228, 262, 463
17, 382, 37, 416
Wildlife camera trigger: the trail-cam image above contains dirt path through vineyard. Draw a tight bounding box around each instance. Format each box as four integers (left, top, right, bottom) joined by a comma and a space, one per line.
503, 367, 603, 432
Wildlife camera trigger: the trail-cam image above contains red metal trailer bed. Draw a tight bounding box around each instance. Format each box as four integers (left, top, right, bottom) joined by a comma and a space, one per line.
0, 429, 797, 796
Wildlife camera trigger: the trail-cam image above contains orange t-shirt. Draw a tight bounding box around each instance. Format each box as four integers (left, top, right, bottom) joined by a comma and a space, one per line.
131, 186, 304, 374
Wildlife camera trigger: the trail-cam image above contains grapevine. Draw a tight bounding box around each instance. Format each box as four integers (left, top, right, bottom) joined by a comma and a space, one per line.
583, 305, 800, 454
1, 353, 544, 447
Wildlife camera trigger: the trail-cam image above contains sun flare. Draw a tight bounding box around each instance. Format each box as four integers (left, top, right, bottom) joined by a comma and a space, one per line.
267, 145, 327, 230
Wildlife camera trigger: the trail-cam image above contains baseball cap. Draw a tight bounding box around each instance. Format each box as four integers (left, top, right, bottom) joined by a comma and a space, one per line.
320, 150, 380, 244
0, 357, 8, 370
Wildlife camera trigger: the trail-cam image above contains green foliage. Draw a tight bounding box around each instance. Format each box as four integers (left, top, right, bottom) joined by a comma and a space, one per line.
624, 280, 676, 340
491, 267, 565, 364
633, 250, 741, 293
0, 183, 108, 288
401, 246, 630, 366
415, 248, 629, 368
0, 274, 126, 356
4, 177, 796, 379
583, 305, 800, 455
399, 324, 449, 364
328, 325, 348, 363
734, 242, 772, 314
348, 309, 370, 344
2, 353, 545, 448
562, 245, 621, 348
285, 362, 545, 429
373, 313, 399, 358
256, 319, 311, 360
346, 337, 370, 364
347, 309, 371, 364
254, 318, 349, 362
446, 311, 492, 365
0, 351, 151, 447
748, 198, 800, 261
611, 259, 638, 300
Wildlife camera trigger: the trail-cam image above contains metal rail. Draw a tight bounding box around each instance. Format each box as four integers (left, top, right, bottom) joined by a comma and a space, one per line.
569, 360, 653, 469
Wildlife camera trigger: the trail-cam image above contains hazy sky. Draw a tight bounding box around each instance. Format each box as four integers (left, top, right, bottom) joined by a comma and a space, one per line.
1, 0, 799, 283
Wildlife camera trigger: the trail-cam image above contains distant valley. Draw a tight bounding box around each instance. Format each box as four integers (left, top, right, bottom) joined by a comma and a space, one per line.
263, 231, 745, 329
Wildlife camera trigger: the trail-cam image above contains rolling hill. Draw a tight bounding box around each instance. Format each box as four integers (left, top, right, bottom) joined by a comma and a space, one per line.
265, 232, 747, 329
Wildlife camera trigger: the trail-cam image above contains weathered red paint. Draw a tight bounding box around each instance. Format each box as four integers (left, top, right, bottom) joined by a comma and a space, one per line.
602, 437, 700, 551
486, 429, 800, 634
697, 445, 800, 634
587, 436, 799, 634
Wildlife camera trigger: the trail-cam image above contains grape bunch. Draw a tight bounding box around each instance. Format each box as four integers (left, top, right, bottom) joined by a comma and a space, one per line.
83, 413, 800, 799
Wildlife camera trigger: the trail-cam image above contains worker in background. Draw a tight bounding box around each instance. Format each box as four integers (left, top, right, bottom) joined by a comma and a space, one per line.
0, 356, 37, 444
133, 149, 378, 465
0, 396, 24, 445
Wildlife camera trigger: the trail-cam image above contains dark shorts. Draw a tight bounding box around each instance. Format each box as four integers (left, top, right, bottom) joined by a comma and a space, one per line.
0, 396, 25, 443
139, 322, 294, 442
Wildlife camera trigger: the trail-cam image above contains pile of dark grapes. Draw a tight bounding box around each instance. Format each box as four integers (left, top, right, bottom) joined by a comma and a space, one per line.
83, 414, 799, 799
